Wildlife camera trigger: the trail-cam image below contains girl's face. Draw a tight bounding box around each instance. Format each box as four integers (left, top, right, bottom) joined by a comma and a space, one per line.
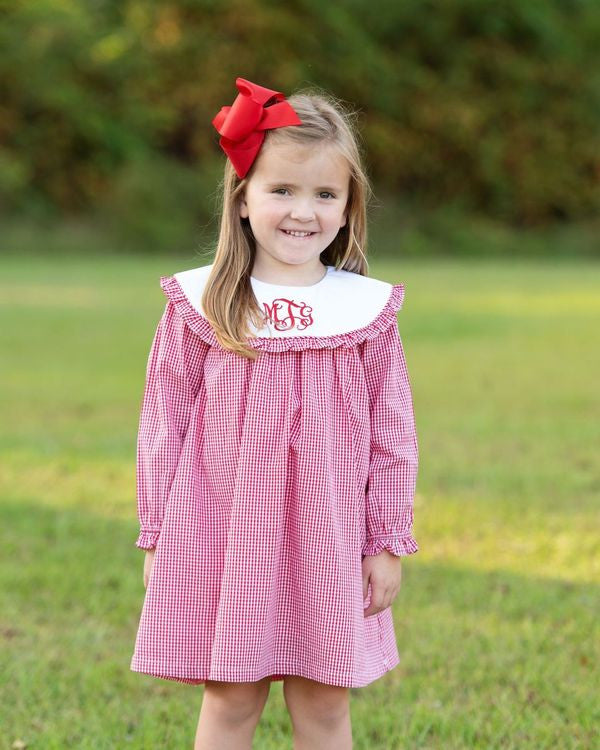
239, 141, 350, 276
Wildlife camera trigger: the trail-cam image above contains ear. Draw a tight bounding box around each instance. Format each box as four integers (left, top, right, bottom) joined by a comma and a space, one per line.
239, 193, 248, 219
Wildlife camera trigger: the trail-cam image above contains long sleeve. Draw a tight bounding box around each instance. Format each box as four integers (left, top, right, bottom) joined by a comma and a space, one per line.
135, 300, 209, 550
360, 318, 419, 557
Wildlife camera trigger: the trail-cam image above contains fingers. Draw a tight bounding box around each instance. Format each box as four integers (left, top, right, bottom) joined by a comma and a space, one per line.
363, 583, 399, 617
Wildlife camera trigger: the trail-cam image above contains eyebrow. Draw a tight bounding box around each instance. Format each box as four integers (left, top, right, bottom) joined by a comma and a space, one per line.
265, 182, 344, 192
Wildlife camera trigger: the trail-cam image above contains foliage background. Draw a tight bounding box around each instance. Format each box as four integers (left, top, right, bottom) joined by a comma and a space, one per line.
1, 0, 599, 255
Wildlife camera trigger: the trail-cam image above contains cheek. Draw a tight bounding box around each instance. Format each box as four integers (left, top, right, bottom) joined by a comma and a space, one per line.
324, 208, 346, 229
257, 204, 285, 227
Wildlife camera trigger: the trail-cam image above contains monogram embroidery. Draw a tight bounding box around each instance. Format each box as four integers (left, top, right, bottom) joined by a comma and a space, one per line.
261, 297, 314, 331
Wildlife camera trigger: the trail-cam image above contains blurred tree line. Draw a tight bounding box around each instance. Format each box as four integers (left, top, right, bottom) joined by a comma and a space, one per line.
1, 0, 598, 247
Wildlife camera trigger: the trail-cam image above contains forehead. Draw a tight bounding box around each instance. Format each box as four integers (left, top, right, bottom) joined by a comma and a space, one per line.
251, 142, 350, 188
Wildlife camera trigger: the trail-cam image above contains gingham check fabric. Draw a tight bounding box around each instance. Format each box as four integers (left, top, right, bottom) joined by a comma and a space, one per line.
131, 270, 419, 687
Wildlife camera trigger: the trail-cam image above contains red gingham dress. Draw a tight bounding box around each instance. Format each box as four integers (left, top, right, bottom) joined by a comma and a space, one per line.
130, 264, 419, 688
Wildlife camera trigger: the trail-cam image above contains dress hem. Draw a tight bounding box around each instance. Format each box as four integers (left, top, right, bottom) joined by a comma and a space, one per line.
129, 655, 401, 689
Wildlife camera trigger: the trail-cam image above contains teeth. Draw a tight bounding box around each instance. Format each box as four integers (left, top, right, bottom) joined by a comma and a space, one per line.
283, 230, 312, 237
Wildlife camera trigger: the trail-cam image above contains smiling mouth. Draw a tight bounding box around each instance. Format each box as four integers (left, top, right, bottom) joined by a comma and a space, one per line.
280, 229, 317, 238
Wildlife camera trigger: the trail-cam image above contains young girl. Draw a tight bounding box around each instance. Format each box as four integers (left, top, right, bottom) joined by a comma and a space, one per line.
130, 76, 420, 750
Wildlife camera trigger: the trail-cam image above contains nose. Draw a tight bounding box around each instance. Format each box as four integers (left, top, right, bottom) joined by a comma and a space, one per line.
290, 200, 315, 221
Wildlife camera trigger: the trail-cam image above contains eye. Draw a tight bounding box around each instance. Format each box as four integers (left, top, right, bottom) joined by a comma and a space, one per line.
272, 188, 289, 195
319, 191, 336, 199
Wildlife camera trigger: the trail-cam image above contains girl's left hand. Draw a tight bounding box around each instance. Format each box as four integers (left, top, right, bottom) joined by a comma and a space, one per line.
362, 549, 402, 617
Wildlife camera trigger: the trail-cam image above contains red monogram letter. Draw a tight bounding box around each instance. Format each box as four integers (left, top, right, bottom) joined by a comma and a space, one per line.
262, 298, 314, 331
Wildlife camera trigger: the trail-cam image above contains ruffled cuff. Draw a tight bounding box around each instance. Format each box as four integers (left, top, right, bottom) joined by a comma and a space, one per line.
362, 534, 419, 557
135, 529, 160, 550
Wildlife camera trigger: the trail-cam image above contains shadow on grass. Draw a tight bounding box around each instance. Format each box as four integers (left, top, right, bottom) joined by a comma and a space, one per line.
1, 500, 598, 748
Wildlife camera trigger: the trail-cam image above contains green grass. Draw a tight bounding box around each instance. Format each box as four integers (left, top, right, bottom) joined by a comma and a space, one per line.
1, 251, 598, 749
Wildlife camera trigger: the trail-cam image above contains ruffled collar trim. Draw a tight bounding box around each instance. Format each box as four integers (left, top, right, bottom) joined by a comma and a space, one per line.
159, 274, 405, 352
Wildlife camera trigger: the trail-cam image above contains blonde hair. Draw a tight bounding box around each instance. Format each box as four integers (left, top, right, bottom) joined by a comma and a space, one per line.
200, 84, 374, 360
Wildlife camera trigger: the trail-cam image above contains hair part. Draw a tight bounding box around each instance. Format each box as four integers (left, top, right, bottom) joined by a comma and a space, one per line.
200, 84, 374, 360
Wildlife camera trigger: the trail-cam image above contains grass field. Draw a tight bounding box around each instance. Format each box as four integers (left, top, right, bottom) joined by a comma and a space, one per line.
1, 252, 598, 749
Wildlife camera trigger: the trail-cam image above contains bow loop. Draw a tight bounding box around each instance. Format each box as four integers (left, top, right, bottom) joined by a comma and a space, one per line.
212, 97, 262, 142
211, 77, 302, 178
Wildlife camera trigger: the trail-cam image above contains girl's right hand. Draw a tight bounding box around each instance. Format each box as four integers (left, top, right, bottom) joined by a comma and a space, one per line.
143, 549, 156, 589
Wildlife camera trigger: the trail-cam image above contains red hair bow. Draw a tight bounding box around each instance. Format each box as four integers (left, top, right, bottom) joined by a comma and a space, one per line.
212, 77, 302, 178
